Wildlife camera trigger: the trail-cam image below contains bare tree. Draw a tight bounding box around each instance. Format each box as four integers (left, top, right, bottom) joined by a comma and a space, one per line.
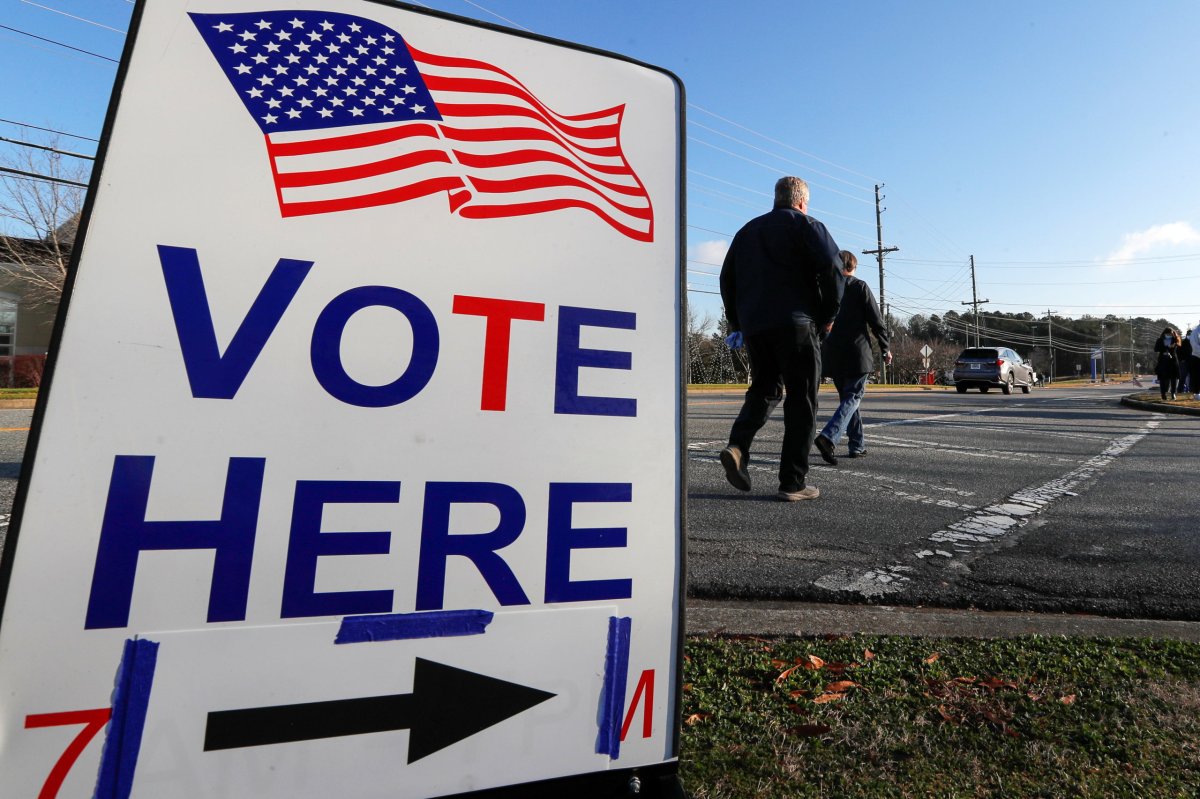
0, 135, 90, 311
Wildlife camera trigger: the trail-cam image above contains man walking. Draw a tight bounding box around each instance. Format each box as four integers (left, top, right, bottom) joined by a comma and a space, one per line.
813, 251, 891, 464
718, 176, 843, 501
1188, 324, 1200, 400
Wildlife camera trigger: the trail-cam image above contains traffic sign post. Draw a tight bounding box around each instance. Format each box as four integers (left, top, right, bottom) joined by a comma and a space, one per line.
0, 2, 685, 797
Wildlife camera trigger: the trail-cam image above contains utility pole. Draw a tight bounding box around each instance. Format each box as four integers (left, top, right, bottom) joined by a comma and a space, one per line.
1045, 309, 1058, 383
1099, 322, 1107, 383
862, 184, 898, 384
959, 255, 989, 347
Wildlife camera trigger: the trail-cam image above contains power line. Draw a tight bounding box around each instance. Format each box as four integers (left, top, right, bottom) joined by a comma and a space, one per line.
891, 253, 1200, 268
689, 120, 873, 193
687, 136, 873, 206
19, 1, 126, 34
0, 136, 94, 161
0, 118, 97, 143
0, 165, 88, 188
687, 103, 880, 185
0, 23, 119, 62
896, 272, 1200, 287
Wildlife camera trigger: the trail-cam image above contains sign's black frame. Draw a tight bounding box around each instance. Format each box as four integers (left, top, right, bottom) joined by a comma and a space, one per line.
0, 1, 688, 797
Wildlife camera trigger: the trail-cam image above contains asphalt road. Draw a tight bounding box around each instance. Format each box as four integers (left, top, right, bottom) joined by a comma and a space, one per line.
688, 383, 1200, 621
1, 384, 1195, 622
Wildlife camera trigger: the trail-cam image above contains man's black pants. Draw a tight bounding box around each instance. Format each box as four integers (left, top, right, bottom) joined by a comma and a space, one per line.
727, 320, 821, 492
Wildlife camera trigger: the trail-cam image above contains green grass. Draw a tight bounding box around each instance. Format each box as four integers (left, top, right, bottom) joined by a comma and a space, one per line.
1129, 391, 1200, 410
680, 635, 1200, 798
0, 388, 37, 398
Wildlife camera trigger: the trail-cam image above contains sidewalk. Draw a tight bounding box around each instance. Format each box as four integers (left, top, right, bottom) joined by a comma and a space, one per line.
687, 598, 1200, 642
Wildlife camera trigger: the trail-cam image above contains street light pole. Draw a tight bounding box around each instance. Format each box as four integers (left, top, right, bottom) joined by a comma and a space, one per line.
1046, 309, 1057, 383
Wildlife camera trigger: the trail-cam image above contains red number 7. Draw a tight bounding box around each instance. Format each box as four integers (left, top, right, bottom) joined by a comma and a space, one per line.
25, 708, 112, 799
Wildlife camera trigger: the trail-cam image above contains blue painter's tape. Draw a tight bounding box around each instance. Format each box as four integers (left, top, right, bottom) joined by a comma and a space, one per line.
596, 615, 631, 759
335, 609, 495, 644
94, 638, 159, 799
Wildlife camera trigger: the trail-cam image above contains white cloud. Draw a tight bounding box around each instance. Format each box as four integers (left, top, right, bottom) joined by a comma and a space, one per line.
689, 239, 728, 267
1105, 221, 1200, 265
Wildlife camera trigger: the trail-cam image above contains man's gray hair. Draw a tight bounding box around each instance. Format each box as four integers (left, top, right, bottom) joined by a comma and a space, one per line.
774, 176, 810, 209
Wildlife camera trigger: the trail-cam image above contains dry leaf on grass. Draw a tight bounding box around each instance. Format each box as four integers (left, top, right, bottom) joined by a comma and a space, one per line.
1060, 694, 1077, 705
825, 680, 858, 693
775, 664, 802, 684
924, 652, 940, 664
789, 724, 832, 737
812, 692, 846, 704
802, 654, 827, 670
684, 713, 710, 725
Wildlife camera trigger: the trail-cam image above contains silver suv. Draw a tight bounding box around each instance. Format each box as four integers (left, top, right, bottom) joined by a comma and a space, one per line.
953, 347, 1035, 394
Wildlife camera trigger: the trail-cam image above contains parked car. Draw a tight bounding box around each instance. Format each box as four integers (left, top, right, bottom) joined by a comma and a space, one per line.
952, 346, 1035, 394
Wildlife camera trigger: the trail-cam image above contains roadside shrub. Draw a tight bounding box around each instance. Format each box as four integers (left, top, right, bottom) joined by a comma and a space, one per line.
0, 355, 47, 388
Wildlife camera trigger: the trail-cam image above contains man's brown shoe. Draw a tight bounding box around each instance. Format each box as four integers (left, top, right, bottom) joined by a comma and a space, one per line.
719, 445, 751, 491
777, 486, 819, 501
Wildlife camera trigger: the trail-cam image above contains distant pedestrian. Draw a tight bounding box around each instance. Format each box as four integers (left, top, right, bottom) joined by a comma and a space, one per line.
1189, 324, 1200, 400
813, 251, 891, 463
1180, 331, 1193, 394
1153, 327, 1181, 400
718, 176, 843, 502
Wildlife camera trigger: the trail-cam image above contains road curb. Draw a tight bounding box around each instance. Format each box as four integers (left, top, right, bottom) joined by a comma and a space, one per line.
687, 599, 1200, 642
0, 399, 35, 409
1120, 394, 1200, 416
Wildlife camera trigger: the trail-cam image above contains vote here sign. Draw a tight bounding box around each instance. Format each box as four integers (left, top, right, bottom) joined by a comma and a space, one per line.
0, 2, 683, 797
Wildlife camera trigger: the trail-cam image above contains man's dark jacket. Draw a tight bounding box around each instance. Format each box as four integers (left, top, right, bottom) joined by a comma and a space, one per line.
719, 207, 843, 335
822, 274, 889, 377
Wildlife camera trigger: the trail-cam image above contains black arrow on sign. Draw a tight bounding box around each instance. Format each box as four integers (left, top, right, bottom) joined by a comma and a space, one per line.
203, 657, 555, 763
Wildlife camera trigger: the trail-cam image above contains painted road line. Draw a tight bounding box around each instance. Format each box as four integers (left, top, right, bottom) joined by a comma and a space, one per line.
863, 407, 1008, 428
919, 421, 1112, 442
868, 434, 1084, 463
813, 416, 1164, 599
689, 452, 977, 507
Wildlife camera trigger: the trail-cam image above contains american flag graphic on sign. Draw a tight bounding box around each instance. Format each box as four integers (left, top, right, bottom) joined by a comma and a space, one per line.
189, 11, 654, 242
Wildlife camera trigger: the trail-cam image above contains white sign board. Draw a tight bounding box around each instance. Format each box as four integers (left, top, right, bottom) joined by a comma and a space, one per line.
0, 2, 683, 797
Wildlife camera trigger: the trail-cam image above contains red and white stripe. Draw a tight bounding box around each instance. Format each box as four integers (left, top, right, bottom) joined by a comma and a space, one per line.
261, 43, 653, 242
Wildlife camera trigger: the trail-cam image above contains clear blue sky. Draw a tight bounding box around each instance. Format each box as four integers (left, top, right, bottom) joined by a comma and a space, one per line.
4, 0, 1199, 338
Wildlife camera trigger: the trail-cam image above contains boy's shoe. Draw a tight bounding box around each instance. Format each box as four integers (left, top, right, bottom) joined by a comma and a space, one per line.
719, 445, 751, 491
814, 434, 838, 466
847, 450, 868, 458
777, 486, 819, 501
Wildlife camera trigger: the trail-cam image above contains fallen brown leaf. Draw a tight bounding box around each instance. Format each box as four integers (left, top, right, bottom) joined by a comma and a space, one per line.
789, 724, 832, 737
924, 653, 940, 664
789, 689, 811, 698
863, 649, 876, 661
812, 692, 846, 704
684, 713, 709, 725
775, 664, 802, 684
802, 654, 826, 670
825, 680, 858, 693
1060, 694, 1076, 705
